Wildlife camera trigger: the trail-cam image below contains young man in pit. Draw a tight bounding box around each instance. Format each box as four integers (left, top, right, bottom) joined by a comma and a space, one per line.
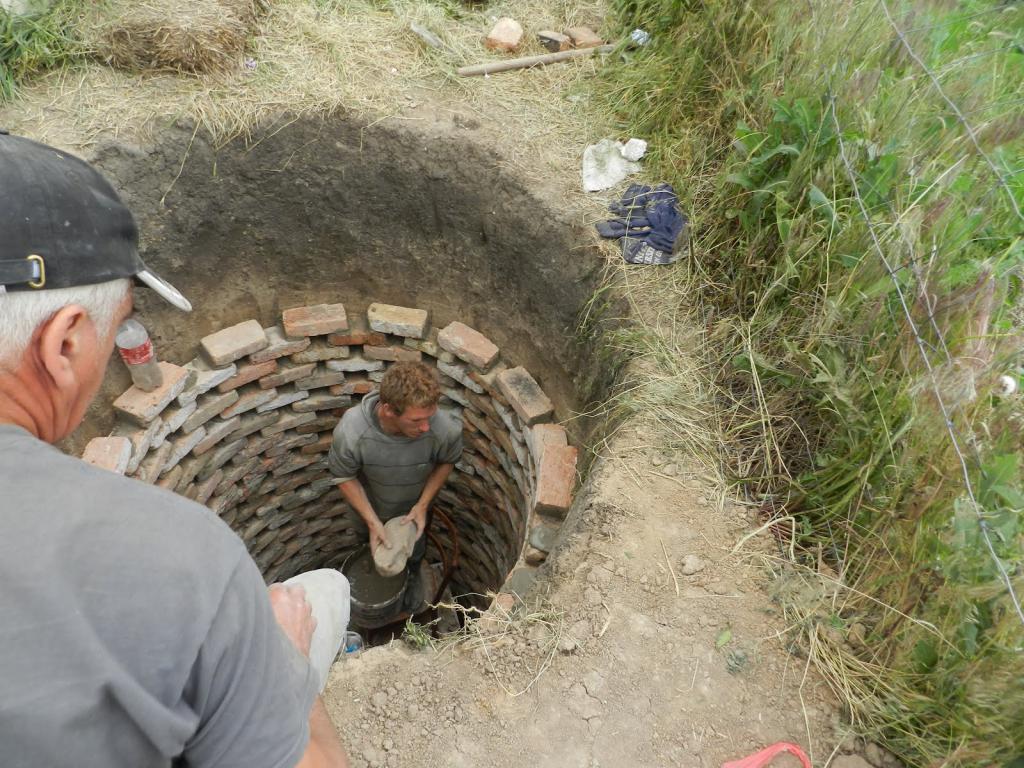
329, 361, 463, 609
0, 132, 350, 768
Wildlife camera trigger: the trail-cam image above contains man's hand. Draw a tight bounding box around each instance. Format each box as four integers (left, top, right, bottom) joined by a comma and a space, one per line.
368, 520, 390, 555
402, 503, 428, 539
268, 583, 316, 658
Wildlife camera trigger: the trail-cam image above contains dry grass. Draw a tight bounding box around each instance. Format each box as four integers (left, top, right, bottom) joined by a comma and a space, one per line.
0, 0, 616, 209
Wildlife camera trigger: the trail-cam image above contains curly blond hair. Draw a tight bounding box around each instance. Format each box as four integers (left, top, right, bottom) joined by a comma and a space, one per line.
379, 361, 441, 414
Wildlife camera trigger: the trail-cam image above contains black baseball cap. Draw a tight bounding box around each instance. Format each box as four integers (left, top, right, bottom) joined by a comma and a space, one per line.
0, 131, 191, 312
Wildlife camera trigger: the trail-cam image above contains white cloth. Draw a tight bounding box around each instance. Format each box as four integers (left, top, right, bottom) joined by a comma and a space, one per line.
284, 569, 351, 692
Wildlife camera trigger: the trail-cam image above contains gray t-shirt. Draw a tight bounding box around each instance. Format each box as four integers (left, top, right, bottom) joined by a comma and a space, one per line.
0, 424, 318, 768
327, 393, 462, 521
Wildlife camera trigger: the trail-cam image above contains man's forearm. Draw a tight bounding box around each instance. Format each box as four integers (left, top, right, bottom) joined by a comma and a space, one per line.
415, 463, 454, 508
337, 479, 379, 529
295, 697, 348, 768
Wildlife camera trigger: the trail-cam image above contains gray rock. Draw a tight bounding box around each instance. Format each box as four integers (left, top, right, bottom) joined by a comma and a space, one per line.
680, 554, 706, 575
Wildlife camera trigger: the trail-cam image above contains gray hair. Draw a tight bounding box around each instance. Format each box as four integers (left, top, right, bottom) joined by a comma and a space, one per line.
0, 279, 131, 369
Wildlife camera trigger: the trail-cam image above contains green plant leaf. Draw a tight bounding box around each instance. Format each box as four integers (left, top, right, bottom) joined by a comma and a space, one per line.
715, 628, 733, 648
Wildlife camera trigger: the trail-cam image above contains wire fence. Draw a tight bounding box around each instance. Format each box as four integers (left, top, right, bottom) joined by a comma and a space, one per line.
818, 0, 1024, 629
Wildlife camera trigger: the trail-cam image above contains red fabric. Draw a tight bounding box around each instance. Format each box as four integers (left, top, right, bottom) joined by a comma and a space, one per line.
721, 742, 812, 768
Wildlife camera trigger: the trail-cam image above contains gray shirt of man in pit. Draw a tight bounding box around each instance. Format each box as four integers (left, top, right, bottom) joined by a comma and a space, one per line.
327, 392, 463, 523
0, 424, 319, 768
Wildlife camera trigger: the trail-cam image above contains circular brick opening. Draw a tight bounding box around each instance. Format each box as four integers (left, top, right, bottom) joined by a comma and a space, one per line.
73, 113, 616, 616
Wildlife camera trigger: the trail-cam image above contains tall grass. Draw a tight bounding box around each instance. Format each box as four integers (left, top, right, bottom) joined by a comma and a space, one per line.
598, 0, 1024, 764
0, 1, 86, 102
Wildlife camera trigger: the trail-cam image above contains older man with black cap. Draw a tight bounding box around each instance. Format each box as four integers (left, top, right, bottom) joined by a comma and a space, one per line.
0, 131, 350, 768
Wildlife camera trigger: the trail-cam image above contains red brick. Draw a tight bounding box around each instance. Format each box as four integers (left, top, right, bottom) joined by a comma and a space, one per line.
259, 362, 316, 390
485, 17, 523, 51
249, 325, 311, 364
496, 367, 553, 426
437, 322, 499, 370
221, 387, 278, 419
367, 303, 429, 339
527, 423, 567, 463
183, 390, 240, 433
217, 359, 278, 393
329, 379, 376, 396
300, 435, 334, 455
565, 26, 603, 48
82, 436, 132, 474
534, 444, 577, 518
327, 316, 387, 347
282, 303, 349, 338
363, 345, 422, 363
291, 339, 351, 364
200, 320, 268, 366
113, 362, 190, 426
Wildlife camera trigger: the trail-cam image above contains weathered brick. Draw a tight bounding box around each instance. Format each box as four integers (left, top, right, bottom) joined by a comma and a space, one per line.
282, 303, 349, 338
217, 359, 278, 393
192, 416, 242, 456
565, 26, 603, 48
111, 418, 163, 474
258, 362, 316, 389
176, 452, 212, 492
157, 465, 183, 491
300, 435, 334, 455
534, 444, 577, 518
438, 322, 500, 370
113, 362, 190, 426
526, 423, 568, 463
82, 436, 132, 474
231, 410, 280, 439
194, 469, 224, 505
363, 345, 422, 363
325, 356, 385, 374
327, 316, 387, 347
405, 333, 455, 363
537, 29, 571, 52
272, 453, 323, 477
296, 415, 340, 434
198, 438, 247, 481
437, 360, 484, 394
249, 325, 311, 364
330, 379, 376, 396
291, 339, 352, 365
177, 357, 237, 406
496, 367, 553, 426
221, 387, 278, 419
266, 432, 318, 458
485, 17, 523, 51
183, 390, 240, 433
162, 426, 207, 475
261, 410, 317, 437
292, 394, 351, 413
240, 434, 278, 459
367, 303, 429, 339
256, 388, 309, 413
152, 400, 199, 448
295, 366, 348, 390
200, 320, 268, 366
135, 441, 172, 484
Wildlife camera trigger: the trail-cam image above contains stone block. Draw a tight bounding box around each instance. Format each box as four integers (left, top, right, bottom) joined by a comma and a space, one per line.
198, 438, 247, 481
256, 388, 309, 413
283, 303, 349, 338
221, 387, 278, 419
295, 366, 348, 390
231, 410, 280, 439
327, 316, 387, 347
485, 17, 523, 51
192, 416, 242, 456
300, 435, 334, 455
367, 303, 429, 339
565, 26, 603, 48
296, 415, 340, 434
250, 325, 311, 364
177, 358, 237, 407
325, 356, 385, 374
112, 418, 163, 474
496, 367, 553, 426
113, 362, 190, 426
135, 441, 172, 484
524, 545, 547, 566
194, 469, 224, 505
200, 320, 268, 366
363, 345, 422, 363
261, 410, 317, 437
529, 522, 559, 553
183, 390, 240, 434
437, 361, 484, 394
291, 339, 352, 364
176, 452, 211, 492
82, 436, 132, 474
330, 379, 375, 396
216, 359, 278, 393
272, 454, 323, 477
535, 444, 577, 518
266, 433, 318, 458
292, 394, 352, 413
157, 465, 183, 491
537, 30, 571, 52
162, 426, 207, 475
438, 322, 499, 370
259, 362, 316, 389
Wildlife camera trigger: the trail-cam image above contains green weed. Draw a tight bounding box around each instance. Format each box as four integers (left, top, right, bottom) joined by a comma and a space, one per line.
0, 1, 86, 103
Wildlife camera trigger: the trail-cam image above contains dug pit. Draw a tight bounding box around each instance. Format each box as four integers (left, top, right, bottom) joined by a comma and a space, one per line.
73, 114, 615, 622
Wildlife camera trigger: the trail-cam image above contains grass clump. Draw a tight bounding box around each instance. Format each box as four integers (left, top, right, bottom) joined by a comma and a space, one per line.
597, 0, 1024, 764
0, 1, 86, 102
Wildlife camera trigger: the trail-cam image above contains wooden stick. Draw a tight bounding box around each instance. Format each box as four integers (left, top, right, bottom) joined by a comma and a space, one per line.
457, 44, 615, 77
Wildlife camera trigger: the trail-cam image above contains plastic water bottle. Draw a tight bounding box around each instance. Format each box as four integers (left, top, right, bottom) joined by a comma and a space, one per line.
115, 319, 163, 392
343, 631, 364, 658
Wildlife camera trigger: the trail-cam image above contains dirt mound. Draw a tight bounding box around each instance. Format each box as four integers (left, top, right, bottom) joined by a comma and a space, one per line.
83, 0, 268, 74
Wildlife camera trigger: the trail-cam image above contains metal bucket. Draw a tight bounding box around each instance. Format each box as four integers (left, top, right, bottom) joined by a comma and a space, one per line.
342, 546, 408, 629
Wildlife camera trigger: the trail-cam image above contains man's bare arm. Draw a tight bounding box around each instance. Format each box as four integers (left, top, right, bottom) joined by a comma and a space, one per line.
337, 478, 388, 551
294, 698, 349, 768
403, 463, 455, 537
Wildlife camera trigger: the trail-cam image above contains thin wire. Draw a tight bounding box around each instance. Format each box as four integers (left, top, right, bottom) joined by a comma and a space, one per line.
827, 94, 1024, 629
879, 0, 1024, 223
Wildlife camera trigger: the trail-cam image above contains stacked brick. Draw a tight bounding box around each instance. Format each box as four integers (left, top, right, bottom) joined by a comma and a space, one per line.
82, 302, 578, 600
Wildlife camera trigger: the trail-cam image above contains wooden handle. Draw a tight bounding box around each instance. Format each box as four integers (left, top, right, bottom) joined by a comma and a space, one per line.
457, 44, 616, 77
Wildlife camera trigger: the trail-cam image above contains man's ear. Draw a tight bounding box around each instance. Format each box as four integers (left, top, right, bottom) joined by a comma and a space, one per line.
36, 304, 94, 391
